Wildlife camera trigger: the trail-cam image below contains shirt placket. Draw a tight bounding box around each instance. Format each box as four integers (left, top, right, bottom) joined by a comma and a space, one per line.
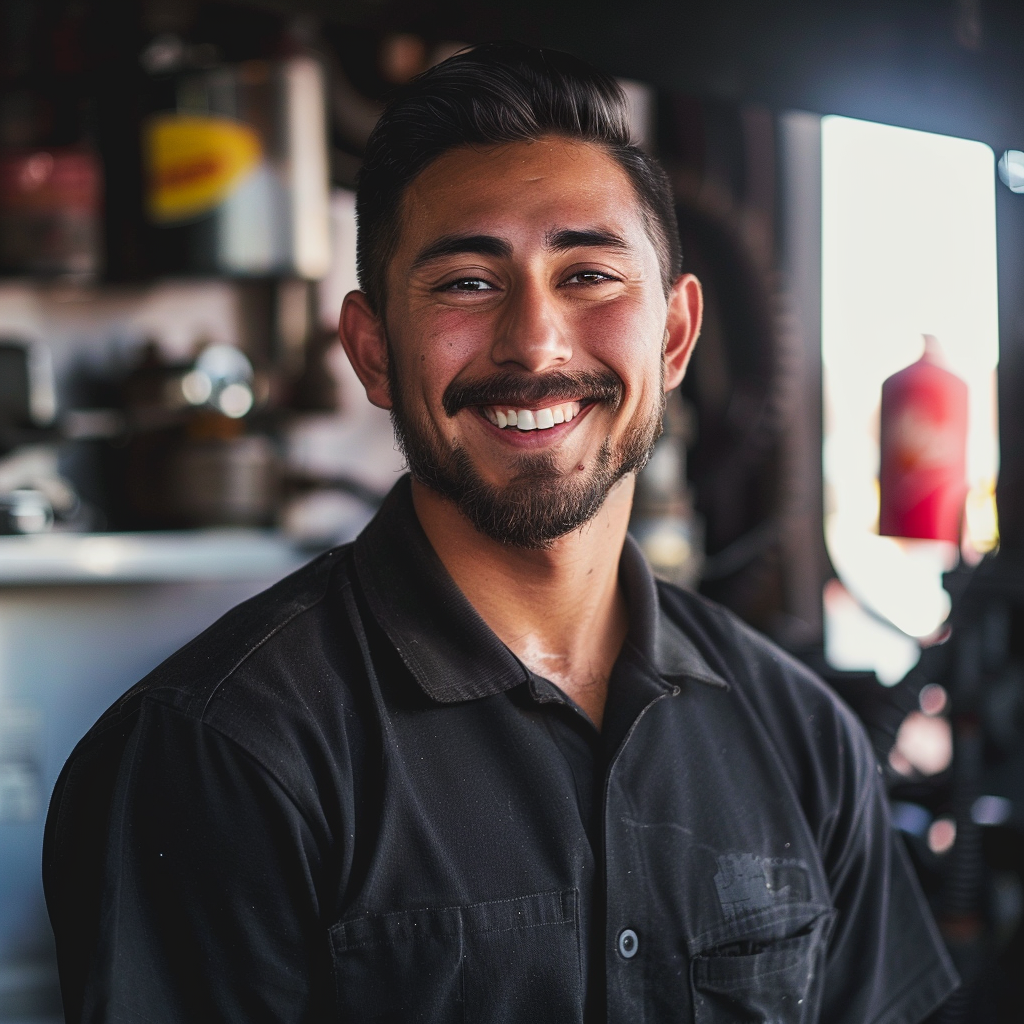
602, 683, 680, 1024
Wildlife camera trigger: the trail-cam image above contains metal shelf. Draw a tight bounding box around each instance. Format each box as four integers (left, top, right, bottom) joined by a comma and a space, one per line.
0, 530, 310, 585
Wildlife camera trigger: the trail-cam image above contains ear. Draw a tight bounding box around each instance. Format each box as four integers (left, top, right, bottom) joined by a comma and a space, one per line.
663, 273, 703, 392
338, 290, 392, 410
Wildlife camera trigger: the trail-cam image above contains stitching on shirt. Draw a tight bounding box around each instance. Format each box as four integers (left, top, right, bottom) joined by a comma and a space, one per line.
350, 889, 576, 926
824, 782, 875, 891
195, 554, 343, 719
693, 949, 815, 983
338, 914, 575, 953
335, 889, 577, 951
135, 559, 357, 836
108, 550, 344, 728
685, 897, 833, 955
107, 999, 164, 1024
102, 721, 146, 1001
109, 548, 342, 726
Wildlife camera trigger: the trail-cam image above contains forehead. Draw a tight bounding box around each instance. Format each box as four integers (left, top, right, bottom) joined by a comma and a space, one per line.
395, 137, 651, 256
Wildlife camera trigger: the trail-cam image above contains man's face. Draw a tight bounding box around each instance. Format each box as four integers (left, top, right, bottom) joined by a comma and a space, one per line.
378, 136, 692, 548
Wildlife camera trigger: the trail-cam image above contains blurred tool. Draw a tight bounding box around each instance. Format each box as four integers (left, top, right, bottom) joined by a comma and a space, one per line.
0, 338, 56, 440
105, 341, 278, 529
880, 335, 969, 544
0, 446, 88, 535
0, 338, 96, 533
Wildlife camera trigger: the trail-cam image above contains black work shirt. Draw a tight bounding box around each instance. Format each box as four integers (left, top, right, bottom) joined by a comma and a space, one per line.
44, 475, 957, 1024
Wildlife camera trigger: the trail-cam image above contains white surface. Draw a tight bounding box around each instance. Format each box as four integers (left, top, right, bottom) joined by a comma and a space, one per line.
823, 579, 921, 685
0, 530, 308, 585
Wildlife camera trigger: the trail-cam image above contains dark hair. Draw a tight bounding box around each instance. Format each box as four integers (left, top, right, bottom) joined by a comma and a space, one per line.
356, 41, 682, 315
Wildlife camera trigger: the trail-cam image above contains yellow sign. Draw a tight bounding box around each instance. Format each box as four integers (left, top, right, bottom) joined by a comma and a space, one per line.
145, 114, 262, 224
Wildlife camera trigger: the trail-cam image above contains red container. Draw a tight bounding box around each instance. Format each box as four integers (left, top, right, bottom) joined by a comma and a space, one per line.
0, 147, 102, 275
879, 336, 968, 543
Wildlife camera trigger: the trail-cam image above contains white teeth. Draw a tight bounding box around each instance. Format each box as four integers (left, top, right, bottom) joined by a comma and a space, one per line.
484, 400, 583, 430
516, 409, 537, 430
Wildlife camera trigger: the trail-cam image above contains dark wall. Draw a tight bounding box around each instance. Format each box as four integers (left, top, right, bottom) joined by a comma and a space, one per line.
268, 0, 1024, 150
996, 180, 1024, 551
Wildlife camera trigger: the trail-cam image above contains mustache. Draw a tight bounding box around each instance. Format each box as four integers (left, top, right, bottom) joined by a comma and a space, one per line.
442, 370, 623, 418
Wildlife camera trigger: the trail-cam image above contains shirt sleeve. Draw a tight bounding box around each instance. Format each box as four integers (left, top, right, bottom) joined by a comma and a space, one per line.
820, 707, 959, 1024
79, 700, 331, 1023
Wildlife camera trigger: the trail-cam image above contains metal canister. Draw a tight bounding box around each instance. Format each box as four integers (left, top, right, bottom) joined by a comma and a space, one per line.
142, 57, 330, 279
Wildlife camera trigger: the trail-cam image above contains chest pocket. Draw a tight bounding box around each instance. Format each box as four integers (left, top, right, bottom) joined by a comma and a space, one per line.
690, 902, 836, 1024
328, 888, 581, 1023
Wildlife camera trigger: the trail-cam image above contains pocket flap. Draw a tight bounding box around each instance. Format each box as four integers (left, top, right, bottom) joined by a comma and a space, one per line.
690, 900, 835, 957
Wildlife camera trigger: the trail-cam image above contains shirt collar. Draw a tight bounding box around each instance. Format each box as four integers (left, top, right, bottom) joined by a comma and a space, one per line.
618, 534, 729, 690
353, 475, 726, 704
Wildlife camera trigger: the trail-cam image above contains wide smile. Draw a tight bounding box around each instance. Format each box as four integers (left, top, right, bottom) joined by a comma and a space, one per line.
479, 400, 585, 432
464, 399, 599, 452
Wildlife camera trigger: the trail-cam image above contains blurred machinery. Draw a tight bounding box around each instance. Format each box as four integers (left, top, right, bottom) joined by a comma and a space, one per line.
877, 558, 1024, 1023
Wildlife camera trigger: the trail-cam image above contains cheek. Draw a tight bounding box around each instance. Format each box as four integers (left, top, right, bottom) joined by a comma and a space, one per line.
421, 309, 491, 368
573, 302, 665, 391
394, 319, 487, 432
395, 308, 481, 389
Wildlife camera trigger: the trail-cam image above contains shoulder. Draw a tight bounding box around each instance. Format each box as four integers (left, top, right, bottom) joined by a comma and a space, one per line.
46, 543, 375, 898
65, 544, 367, 797
135, 544, 355, 704
656, 581, 880, 820
657, 581, 845, 713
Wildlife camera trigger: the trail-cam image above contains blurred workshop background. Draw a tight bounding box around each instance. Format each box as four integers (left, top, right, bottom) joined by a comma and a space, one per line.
2, 0, 1024, 1020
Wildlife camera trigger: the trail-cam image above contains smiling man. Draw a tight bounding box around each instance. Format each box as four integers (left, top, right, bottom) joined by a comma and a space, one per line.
45, 43, 956, 1024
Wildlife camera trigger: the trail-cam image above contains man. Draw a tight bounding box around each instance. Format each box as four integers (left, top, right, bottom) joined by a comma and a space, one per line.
45, 43, 956, 1023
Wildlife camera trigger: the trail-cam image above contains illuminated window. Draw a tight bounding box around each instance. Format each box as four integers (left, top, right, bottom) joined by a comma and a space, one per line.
821, 116, 999, 680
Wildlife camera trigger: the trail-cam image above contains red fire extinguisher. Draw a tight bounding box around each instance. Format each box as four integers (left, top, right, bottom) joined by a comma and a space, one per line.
879, 335, 968, 543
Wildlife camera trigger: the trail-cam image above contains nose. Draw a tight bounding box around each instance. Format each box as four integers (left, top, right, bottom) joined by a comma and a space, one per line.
489, 276, 572, 373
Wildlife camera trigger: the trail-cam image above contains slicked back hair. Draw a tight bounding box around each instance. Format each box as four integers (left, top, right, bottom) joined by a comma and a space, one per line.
356, 41, 682, 316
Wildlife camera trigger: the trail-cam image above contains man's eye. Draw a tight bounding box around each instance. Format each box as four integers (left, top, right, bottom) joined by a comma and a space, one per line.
564, 270, 617, 285
443, 278, 496, 292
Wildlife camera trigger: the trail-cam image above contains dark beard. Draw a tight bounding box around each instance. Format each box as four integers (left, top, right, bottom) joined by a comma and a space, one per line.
387, 354, 665, 549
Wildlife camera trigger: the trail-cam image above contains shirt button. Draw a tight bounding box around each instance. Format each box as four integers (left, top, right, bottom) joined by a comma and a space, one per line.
617, 928, 639, 959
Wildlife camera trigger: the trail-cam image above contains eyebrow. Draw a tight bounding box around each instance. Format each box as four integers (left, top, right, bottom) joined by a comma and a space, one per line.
410, 227, 632, 271
411, 234, 513, 270
545, 227, 631, 253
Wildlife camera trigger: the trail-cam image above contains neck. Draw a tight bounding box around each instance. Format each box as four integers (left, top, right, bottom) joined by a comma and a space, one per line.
411, 476, 633, 730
